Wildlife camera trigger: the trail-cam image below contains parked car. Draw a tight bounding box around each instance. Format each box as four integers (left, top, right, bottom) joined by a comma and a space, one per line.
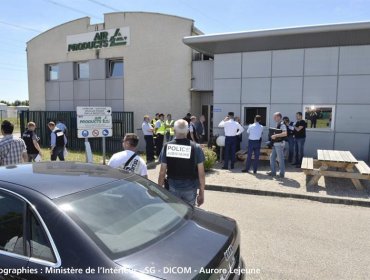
0, 162, 245, 280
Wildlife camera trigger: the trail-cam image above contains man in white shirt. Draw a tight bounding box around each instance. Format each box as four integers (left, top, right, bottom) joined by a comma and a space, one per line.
218, 112, 245, 170
242, 115, 263, 174
108, 133, 148, 178
142, 115, 155, 163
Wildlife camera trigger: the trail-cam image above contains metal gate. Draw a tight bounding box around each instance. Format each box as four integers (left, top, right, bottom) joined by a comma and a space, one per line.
20, 111, 134, 154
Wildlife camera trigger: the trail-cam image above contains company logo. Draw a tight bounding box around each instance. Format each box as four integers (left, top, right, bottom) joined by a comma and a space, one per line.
68, 28, 128, 52
224, 244, 234, 261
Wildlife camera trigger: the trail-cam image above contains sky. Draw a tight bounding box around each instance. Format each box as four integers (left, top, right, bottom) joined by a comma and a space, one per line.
1, 0, 370, 102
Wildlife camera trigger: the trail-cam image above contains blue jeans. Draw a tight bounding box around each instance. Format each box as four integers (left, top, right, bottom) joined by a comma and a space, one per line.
287, 136, 294, 162
295, 137, 306, 165
245, 140, 261, 172
270, 142, 285, 176
169, 186, 197, 206
224, 136, 237, 168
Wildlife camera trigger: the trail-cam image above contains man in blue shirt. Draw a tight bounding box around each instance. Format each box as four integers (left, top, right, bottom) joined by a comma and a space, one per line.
48, 122, 67, 161
242, 115, 263, 174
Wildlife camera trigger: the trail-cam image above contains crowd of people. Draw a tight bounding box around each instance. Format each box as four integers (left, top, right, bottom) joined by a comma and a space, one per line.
218, 111, 307, 178
142, 113, 207, 164
0, 119, 68, 166
0, 109, 306, 207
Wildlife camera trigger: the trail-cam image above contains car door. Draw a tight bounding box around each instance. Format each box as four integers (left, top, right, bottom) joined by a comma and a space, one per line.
24, 206, 63, 280
0, 190, 29, 280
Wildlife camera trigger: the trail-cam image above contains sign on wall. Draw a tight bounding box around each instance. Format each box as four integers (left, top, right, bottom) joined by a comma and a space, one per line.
67, 27, 130, 52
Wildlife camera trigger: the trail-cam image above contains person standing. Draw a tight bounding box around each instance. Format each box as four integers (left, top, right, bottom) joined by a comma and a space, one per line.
142, 115, 155, 163
22, 122, 42, 162
154, 114, 166, 157
310, 110, 318, 128
108, 133, 147, 178
0, 120, 28, 166
293, 112, 307, 168
283, 116, 295, 163
218, 112, 244, 170
48, 122, 67, 161
158, 119, 205, 206
235, 116, 243, 152
183, 113, 191, 124
188, 116, 199, 143
242, 115, 263, 174
267, 112, 287, 178
165, 114, 175, 142
195, 115, 206, 144
151, 113, 159, 153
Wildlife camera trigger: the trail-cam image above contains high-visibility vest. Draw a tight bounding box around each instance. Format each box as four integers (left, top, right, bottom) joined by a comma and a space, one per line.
156, 120, 166, 135
165, 120, 175, 136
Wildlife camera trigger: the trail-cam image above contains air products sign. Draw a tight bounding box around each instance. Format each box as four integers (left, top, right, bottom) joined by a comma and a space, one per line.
67, 27, 130, 52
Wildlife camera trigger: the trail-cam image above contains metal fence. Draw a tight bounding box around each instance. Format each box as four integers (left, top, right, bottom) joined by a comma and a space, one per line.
20, 111, 134, 154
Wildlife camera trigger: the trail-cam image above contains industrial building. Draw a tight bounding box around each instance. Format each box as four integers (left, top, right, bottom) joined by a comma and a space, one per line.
184, 22, 370, 161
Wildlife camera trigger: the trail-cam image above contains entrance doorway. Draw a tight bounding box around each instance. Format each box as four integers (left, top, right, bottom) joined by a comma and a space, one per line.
201, 105, 213, 142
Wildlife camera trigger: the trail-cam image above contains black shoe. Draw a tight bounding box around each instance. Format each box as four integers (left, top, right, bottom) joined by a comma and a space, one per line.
241, 169, 248, 173
222, 166, 228, 170
278, 174, 285, 178
266, 171, 276, 177
253, 171, 257, 174
230, 165, 234, 170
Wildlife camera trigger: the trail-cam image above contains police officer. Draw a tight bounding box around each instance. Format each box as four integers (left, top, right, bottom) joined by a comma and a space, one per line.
267, 112, 288, 178
158, 119, 206, 206
48, 121, 67, 161
218, 112, 244, 170
142, 115, 155, 163
165, 114, 175, 142
22, 121, 42, 162
283, 116, 295, 163
154, 114, 166, 157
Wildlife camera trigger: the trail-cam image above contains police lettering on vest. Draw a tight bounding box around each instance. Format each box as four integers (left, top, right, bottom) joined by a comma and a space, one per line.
22, 130, 39, 154
54, 129, 65, 147
164, 139, 198, 180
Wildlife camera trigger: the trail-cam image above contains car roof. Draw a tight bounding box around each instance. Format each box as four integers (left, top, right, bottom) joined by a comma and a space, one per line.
0, 162, 132, 199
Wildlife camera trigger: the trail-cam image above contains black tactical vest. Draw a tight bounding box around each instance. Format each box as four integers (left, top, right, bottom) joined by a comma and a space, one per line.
22, 130, 39, 154
164, 138, 198, 180
275, 121, 287, 142
54, 129, 65, 147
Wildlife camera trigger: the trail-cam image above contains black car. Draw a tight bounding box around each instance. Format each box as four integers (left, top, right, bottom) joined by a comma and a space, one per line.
0, 162, 245, 280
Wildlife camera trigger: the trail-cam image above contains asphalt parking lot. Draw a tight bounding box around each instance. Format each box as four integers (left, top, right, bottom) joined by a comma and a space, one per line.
203, 191, 370, 280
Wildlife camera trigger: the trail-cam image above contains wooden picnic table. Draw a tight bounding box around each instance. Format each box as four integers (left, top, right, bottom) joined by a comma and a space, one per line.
303, 150, 368, 190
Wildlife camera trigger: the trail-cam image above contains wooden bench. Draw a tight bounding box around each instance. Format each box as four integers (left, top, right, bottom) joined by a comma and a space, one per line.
355, 161, 370, 175
301, 157, 314, 175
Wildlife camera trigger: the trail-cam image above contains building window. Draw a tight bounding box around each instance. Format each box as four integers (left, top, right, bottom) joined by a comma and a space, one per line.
244, 107, 267, 126
107, 59, 123, 77
303, 105, 335, 130
46, 64, 59, 81
75, 62, 89, 79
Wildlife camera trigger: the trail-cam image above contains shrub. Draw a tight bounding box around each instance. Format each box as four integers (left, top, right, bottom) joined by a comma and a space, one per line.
203, 147, 217, 171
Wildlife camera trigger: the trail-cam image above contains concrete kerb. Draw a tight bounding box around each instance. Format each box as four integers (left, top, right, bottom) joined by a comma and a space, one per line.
206, 184, 370, 208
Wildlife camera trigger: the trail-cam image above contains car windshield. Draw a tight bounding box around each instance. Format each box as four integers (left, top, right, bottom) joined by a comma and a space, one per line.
55, 176, 191, 259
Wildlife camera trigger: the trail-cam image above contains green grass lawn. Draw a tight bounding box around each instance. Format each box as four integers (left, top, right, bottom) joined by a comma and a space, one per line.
39, 148, 111, 164
39, 148, 146, 164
